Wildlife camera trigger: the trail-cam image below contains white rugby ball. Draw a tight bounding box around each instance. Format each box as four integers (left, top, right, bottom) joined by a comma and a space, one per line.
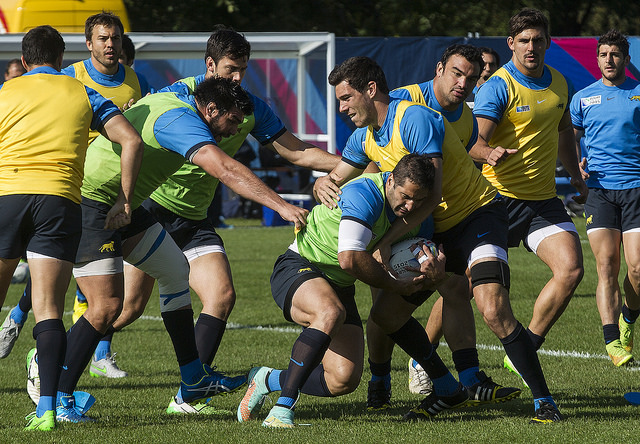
389, 237, 438, 278
11, 261, 29, 284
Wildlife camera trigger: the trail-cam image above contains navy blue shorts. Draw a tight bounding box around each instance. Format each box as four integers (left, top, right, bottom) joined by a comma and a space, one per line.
75, 197, 156, 263
433, 198, 509, 275
584, 187, 640, 233
504, 196, 575, 252
270, 249, 362, 328
142, 199, 224, 252
0, 194, 81, 261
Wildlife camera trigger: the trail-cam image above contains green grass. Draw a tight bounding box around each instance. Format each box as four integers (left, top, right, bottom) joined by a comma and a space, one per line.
1, 217, 639, 443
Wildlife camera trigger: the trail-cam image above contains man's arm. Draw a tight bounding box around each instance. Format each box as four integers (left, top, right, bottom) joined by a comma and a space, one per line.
99, 114, 144, 229
192, 144, 308, 229
469, 117, 518, 165
312, 160, 364, 209
268, 130, 340, 173
573, 127, 589, 181
558, 111, 588, 203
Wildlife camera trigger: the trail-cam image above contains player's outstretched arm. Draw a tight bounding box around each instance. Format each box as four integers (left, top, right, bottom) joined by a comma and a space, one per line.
100, 114, 144, 229
193, 144, 308, 229
269, 130, 340, 172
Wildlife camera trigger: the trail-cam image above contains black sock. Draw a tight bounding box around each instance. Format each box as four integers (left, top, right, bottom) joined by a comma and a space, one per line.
452, 348, 479, 374
298, 364, 334, 397
33, 319, 66, 398
19, 278, 32, 312
278, 328, 331, 405
526, 328, 545, 351
102, 326, 115, 343
387, 317, 448, 379
500, 322, 549, 399
161, 309, 199, 366
368, 358, 391, 377
194, 313, 226, 366
58, 317, 103, 394
622, 305, 640, 323
603, 323, 620, 344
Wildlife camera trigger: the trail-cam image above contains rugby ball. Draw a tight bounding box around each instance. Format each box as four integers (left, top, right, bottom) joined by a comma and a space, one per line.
11, 261, 29, 284
389, 237, 438, 278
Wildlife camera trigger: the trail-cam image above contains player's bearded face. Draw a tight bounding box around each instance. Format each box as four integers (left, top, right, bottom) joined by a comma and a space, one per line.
387, 178, 426, 217
509, 27, 548, 75
437, 54, 480, 107
209, 107, 243, 142
335, 81, 375, 128
89, 24, 122, 72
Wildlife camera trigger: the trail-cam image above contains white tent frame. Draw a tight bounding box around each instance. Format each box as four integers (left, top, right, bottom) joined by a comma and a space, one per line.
0, 31, 336, 153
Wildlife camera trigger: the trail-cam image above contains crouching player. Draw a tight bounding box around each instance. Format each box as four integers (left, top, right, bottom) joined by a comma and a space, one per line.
237, 154, 453, 428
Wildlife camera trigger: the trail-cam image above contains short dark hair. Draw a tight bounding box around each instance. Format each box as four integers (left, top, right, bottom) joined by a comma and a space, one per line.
205, 26, 251, 64
479, 46, 500, 66
439, 44, 483, 72
391, 154, 436, 191
5, 58, 25, 75
121, 34, 135, 65
22, 25, 65, 66
598, 29, 629, 59
194, 76, 254, 116
508, 8, 549, 40
85, 11, 124, 41
328, 56, 389, 94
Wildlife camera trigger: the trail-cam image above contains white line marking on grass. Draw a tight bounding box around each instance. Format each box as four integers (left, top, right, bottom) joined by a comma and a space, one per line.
4, 305, 639, 369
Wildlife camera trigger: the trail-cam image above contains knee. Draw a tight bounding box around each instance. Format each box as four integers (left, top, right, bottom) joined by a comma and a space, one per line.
99, 297, 123, 325
325, 366, 362, 396
201, 287, 236, 319
312, 305, 346, 335
626, 263, 640, 284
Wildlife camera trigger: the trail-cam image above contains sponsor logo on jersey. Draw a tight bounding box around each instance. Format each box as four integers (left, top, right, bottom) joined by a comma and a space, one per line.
581, 95, 601, 107
516, 105, 530, 113
99, 241, 115, 253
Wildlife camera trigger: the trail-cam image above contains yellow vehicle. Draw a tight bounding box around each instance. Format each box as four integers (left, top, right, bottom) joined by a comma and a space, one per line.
0, 0, 130, 33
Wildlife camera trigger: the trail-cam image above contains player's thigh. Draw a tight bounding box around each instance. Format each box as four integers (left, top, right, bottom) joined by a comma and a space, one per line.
122, 263, 155, 315
289, 278, 346, 328
188, 251, 234, 305
536, 229, 583, 274
588, 229, 622, 270
622, 231, 640, 275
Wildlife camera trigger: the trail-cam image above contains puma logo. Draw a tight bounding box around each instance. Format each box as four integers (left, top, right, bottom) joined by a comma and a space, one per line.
99, 241, 115, 253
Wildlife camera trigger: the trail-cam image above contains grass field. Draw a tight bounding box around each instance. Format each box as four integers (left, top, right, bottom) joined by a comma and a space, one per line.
1, 216, 639, 443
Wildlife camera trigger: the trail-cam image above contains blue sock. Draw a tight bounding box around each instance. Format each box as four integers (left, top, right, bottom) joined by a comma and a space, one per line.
10, 305, 27, 325
534, 396, 556, 410
432, 372, 460, 396
371, 373, 391, 390
179, 359, 203, 385
275, 396, 296, 408
56, 391, 72, 406
76, 287, 87, 303
94, 339, 111, 361
268, 369, 283, 391
458, 366, 480, 388
36, 395, 55, 417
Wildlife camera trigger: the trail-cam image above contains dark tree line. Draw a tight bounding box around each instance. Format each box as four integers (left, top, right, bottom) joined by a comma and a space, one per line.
124, 0, 640, 36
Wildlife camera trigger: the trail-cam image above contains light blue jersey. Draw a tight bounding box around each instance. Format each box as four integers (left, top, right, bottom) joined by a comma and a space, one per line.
570, 77, 640, 190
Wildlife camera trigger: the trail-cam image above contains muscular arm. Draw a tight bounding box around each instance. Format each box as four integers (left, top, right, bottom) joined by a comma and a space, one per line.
573, 127, 589, 180
192, 144, 308, 229
268, 130, 340, 172
100, 114, 144, 229
469, 117, 517, 165
558, 111, 588, 202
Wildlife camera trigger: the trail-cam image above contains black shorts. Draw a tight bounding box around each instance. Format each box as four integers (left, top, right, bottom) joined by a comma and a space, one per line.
0, 194, 81, 261
584, 187, 640, 233
433, 198, 509, 275
270, 249, 362, 328
504, 196, 576, 251
142, 199, 224, 252
75, 197, 157, 263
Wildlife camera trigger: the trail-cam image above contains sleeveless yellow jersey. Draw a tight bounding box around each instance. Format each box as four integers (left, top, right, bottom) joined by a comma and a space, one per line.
0, 71, 94, 203
395, 82, 476, 149
363, 100, 495, 232
482, 66, 568, 200
72, 60, 142, 142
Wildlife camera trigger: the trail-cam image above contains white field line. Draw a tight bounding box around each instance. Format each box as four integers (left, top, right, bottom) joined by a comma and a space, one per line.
5, 306, 639, 371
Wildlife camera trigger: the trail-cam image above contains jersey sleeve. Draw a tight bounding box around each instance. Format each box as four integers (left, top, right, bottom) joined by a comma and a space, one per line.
157, 81, 190, 95
389, 88, 413, 101
473, 76, 509, 122
153, 108, 218, 160
398, 105, 445, 158
84, 86, 121, 131
341, 128, 372, 169
338, 177, 385, 229
249, 94, 286, 144
569, 92, 584, 130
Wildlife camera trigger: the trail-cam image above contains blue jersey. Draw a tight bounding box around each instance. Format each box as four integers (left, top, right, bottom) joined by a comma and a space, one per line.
570, 77, 640, 190
391, 80, 478, 151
